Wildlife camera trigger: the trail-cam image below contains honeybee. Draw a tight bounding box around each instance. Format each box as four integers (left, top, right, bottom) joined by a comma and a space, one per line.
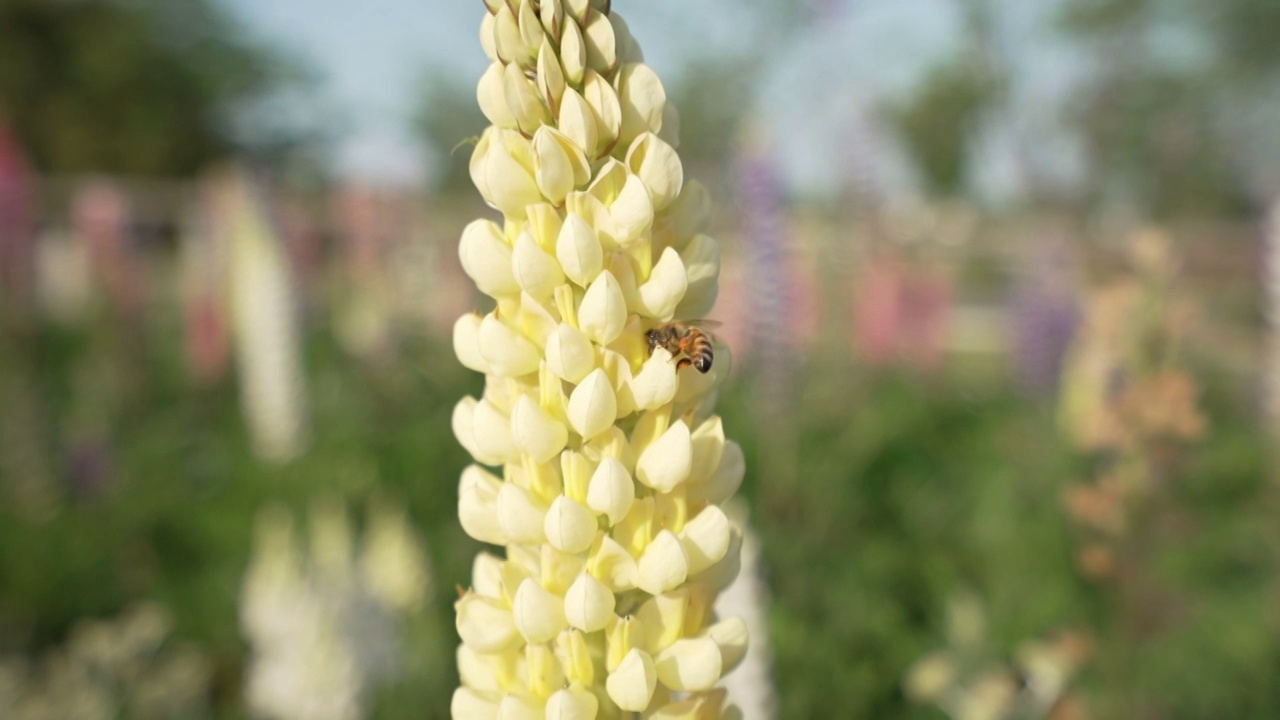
645, 320, 720, 373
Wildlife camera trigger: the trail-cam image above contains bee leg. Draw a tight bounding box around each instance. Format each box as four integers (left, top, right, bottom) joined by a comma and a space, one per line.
675, 357, 692, 371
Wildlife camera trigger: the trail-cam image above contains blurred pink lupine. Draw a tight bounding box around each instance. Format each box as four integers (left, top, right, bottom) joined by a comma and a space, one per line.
0, 123, 36, 313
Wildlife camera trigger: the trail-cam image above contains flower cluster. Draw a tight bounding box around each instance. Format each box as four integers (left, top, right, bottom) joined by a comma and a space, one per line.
240, 498, 430, 720
451, 1, 747, 717
0, 603, 211, 720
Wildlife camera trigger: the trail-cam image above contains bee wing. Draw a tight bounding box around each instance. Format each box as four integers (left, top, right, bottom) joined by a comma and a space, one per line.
684, 319, 723, 330
684, 319, 725, 345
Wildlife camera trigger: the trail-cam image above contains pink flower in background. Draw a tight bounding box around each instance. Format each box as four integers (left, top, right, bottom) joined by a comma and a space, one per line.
854, 252, 951, 370
854, 254, 907, 365
73, 180, 146, 323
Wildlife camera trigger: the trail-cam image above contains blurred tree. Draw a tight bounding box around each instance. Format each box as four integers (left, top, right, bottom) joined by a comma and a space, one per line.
1060, 0, 1276, 216
411, 71, 486, 194
887, 57, 998, 197
0, 0, 308, 177
883, 0, 1004, 199
666, 57, 753, 170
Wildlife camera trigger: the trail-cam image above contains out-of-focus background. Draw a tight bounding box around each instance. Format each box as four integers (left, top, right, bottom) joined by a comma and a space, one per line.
0, 0, 1277, 718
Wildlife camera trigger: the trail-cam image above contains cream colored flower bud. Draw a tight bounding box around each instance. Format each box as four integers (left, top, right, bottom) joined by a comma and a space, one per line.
504, 62, 551, 135
616, 64, 667, 149
453, 397, 487, 464
497, 693, 542, 720
645, 696, 719, 720
473, 551, 505, 597
457, 593, 521, 653
533, 126, 589, 204
492, 4, 533, 67
480, 12, 499, 61
627, 133, 683, 212
459, 465, 510, 545
630, 348, 678, 410
664, 181, 712, 246
557, 213, 604, 287
518, 0, 545, 59
688, 440, 744, 506
478, 314, 540, 378
688, 416, 725, 482
497, 482, 549, 544
511, 396, 569, 463
558, 630, 596, 686
546, 323, 596, 383
564, 0, 589, 23
676, 233, 720, 318
567, 369, 618, 440
704, 616, 748, 673
540, 0, 564, 40
458, 644, 500, 694
526, 203, 563, 250
586, 456, 634, 524
606, 614, 639, 671
610, 172, 654, 244
564, 572, 614, 632
635, 591, 687, 653
459, 219, 519, 298
566, 191, 620, 248
587, 534, 637, 591
606, 648, 658, 712
637, 247, 688, 320
693, 525, 741, 594
538, 42, 567, 115
513, 578, 568, 644
478, 62, 518, 129
678, 505, 730, 575
453, 687, 501, 720
527, 642, 566, 698
578, 271, 627, 345
559, 18, 587, 86
655, 637, 722, 692
545, 686, 598, 720
512, 231, 565, 300
453, 313, 490, 374
472, 398, 521, 465
482, 131, 543, 218
636, 529, 689, 595
583, 70, 621, 155
558, 88, 599, 159
636, 420, 692, 492
545, 496, 598, 553
582, 9, 617, 74
540, 544, 585, 596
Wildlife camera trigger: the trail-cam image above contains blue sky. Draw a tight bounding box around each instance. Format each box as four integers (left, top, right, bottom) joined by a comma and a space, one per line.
219, 0, 1084, 200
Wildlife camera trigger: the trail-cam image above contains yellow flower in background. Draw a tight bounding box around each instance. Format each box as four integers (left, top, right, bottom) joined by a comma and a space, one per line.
451, 1, 747, 717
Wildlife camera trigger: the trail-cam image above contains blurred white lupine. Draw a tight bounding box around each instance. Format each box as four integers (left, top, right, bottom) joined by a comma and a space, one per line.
712, 504, 776, 720
452, 1, 748, 717
1265, 199, 1280, 440
0, 603, 212, 720
211, 167, 310, 463
241, 498, 431, 720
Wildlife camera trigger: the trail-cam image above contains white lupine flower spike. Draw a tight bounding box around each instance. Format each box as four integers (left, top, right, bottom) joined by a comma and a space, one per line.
453, 2, 746, 717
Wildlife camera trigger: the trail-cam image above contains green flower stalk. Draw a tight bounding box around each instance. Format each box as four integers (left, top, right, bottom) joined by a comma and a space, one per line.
451, 1, 747, 717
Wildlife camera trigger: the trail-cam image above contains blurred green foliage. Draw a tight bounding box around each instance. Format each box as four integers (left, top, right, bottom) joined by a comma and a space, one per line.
1, 316, 1273, 718
0, 0, 305, 176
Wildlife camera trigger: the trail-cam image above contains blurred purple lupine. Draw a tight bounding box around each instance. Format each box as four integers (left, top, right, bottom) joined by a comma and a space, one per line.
736, 129, 794, 417
1010, 233, 1079, 395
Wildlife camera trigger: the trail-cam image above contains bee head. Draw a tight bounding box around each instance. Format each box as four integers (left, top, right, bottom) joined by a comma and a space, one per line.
645, 328, 660, 350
